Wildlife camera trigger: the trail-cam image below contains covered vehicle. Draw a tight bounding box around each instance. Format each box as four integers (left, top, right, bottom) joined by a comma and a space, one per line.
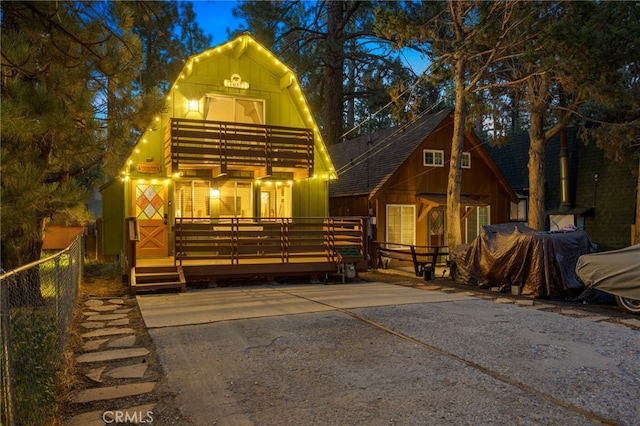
575, 244, 640, 314
449, 223, 596, 298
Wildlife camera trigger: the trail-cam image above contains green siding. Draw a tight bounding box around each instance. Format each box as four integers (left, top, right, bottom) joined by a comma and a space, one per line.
100, 179, 125, 256
103, 35, 335, 256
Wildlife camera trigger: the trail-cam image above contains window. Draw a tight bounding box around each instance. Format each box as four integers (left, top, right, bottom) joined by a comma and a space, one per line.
465, 205, 490, 243
510, 197, 527, 222
204, 95, 265, 124
175, 181, 211, 218
259, 182, 292, 218
462, 152, 471, 169
386, 205, 415, 246
219, 181, 253, 218
423, 149, 444, 167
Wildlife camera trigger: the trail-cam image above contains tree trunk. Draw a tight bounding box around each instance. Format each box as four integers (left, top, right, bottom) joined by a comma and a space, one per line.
446, 56, 465, 249
322, 0, 345, 145
3, 220, 46, 307
527, 108, 546, 230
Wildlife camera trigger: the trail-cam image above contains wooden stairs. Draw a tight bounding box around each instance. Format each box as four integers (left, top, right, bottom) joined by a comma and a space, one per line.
130, 265, 186, 295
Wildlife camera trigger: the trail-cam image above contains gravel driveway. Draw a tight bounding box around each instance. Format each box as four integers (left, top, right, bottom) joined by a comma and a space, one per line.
139, 281, 640, 425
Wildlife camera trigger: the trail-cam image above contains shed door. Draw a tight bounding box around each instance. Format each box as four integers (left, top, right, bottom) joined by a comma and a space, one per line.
134, 183, 168, 257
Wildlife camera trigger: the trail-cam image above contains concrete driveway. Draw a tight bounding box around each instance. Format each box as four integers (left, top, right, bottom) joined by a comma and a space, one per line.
137, 282, 640, 426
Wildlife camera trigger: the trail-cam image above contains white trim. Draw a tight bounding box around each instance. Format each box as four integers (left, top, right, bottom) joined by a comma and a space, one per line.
462, 152, 471, 169
423, 149, 445, 167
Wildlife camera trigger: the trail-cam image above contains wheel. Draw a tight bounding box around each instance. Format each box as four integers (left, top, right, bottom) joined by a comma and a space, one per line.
615, 296, 640, 314
450, 262, 472, 285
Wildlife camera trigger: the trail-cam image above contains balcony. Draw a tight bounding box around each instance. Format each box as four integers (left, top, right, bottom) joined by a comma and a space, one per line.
166, 118, 314, 179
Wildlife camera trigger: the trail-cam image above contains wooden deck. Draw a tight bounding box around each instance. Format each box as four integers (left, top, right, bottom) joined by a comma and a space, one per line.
136, 217, 368, 286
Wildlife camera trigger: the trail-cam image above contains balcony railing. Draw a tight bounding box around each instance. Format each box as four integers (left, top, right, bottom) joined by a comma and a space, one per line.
166, 118, 314, 178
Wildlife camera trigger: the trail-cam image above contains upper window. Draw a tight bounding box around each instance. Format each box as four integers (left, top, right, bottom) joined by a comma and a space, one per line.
423, 149, 444, 167
204, 95, 265, 124
462, 152, 471, 169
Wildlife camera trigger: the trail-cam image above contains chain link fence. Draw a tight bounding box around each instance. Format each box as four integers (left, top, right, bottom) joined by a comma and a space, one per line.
1, 235, 83, 426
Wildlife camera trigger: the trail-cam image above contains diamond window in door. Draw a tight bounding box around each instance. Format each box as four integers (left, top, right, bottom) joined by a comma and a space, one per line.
136, 184, 165, 219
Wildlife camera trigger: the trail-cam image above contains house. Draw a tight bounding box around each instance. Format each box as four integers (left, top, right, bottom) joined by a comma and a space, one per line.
101, 34, 365, 288
487, 129, 638, 250
328, 109, 518, 254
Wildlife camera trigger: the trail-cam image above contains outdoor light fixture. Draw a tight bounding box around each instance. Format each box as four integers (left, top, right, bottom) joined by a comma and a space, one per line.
187, 99, 200, 113
210, 188, 220, 199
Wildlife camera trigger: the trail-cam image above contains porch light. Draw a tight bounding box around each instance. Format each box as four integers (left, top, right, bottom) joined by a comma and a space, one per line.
187, 99, 200, 113
210, 188, 220, 199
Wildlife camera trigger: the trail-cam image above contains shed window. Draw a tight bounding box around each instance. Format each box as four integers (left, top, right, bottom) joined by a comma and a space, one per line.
423, 149, 444, 167
387, 205, 415, 247
510, 197, 527, 222
465, 205, 490, 243
462, 152, 471, 169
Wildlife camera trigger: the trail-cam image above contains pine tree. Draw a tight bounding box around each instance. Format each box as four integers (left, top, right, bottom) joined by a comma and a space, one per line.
0, 1, 160, 304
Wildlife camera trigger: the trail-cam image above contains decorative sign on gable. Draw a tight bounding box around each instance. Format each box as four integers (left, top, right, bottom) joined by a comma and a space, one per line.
136, 162, 162, 174
223, 73, 250, 89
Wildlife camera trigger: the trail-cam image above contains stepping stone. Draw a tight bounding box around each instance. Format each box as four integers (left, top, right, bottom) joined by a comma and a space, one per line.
85, 366, 106, 383
81, 327, 135, 339
107, 335, 136, 348
89, 305, 122, 312
81, 321, 106, 329
108, 298, 125, 304
495, 298, 514, 304
102, 403, 157, 424
620, 318, 640, 328
84, 299, 104, 307
114, 308, 133, 314
515, 300, 534, 306
87, 313, 128, 321
73, 382, 156, 403
76, 347, 149, 363
108, 318, 130, 326
83, 339, 108, 352
105, 363, 148, 379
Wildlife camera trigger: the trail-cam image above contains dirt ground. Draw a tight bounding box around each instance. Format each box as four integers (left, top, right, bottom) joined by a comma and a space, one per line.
59, 261, 190, 425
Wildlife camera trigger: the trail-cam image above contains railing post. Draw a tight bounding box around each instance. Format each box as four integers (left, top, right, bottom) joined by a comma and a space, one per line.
55, 257, 61, 322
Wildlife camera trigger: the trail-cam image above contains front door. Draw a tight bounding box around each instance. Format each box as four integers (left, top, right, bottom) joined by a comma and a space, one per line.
133, 183, 168, 257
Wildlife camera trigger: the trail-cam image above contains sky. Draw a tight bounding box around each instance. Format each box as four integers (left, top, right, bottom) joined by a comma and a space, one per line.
191, 0, 245, 45
190, 0, 429, 74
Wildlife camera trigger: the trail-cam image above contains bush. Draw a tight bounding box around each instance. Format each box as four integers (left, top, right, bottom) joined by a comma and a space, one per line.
10, 307, 59, 425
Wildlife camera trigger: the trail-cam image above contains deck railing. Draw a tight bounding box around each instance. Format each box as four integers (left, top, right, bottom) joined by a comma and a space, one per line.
167, 118, 314, 176
174, 217, 366, 266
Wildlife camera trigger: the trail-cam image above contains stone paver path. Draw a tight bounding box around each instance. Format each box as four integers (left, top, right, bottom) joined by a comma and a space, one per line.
67, 297, 159, 426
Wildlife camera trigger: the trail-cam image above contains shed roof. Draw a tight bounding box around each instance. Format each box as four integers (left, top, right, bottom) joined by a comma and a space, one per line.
328, 109, 451, 197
